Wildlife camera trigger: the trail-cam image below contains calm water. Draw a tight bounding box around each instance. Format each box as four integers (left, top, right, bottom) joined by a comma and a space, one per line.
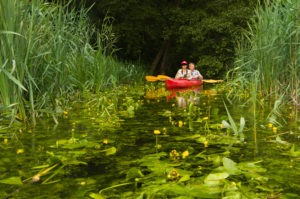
0, 84, 299, 198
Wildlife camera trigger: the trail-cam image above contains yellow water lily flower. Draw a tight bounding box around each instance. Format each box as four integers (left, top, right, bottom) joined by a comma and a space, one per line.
178, 121, 183, 128
268, 123, 273, 128
204, 141, 208, 148
154, 130, 161, 135
63, 111, 68, 115
80, 181, 86, 186
17, 149, 24, 154
103, 139, 108, 144
4, 138, 8, 144
273, 127, 277, 133
203, 117, 209, 120
182, 150, 189, 159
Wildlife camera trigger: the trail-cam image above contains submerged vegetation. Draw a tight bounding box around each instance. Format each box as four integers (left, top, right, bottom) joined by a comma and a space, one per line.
0, 83, 299, 198
0, 0, 144, 125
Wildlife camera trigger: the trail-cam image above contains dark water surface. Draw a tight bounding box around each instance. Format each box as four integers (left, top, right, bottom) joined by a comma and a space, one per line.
0, 84, 299, 198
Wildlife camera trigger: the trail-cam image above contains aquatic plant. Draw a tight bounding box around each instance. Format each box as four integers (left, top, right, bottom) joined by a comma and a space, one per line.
0, 0, 145, 125
227, 0, 300, 116
222, 101, 245, 141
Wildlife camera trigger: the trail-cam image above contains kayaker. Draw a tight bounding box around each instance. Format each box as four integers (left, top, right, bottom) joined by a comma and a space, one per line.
175, 61, 191, 79
189, 62, 203, 80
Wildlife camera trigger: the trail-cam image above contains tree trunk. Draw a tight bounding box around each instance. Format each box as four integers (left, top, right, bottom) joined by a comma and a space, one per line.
149, 40, 167, 75
160, 40, 171, 74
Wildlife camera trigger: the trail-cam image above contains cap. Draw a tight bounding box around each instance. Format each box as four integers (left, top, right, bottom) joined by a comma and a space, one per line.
181, 61, 188, 65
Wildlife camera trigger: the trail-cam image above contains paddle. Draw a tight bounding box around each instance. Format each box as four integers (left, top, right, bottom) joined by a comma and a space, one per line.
145, 75, 171, 82
146, 75, 223, 83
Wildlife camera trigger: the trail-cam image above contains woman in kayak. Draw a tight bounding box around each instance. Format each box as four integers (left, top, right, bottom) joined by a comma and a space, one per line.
189, 62, 203, 80
175, 61, 191, 79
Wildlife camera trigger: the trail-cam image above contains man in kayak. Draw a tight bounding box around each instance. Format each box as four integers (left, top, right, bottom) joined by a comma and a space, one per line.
175, 61, 191, 79
189, 62, 203, 80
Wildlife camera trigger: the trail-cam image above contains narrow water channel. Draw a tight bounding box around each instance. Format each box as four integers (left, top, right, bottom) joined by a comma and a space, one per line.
1, 84, 299, 198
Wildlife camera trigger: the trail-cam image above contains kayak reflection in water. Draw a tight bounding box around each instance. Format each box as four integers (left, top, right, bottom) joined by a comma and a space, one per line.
189, 62, 203, 80
175, 86, 202, 109
175, 61, 191, 79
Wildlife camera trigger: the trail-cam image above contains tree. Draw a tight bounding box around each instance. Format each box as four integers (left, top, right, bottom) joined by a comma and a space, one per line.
82, 0, 257, 78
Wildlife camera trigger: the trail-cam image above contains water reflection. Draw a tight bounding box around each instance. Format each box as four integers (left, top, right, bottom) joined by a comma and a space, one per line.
167, 86, 203, 108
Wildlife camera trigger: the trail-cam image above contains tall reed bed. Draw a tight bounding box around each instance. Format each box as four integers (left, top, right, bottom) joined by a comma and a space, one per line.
228, 0, 300, 111
0, 0, 144, 125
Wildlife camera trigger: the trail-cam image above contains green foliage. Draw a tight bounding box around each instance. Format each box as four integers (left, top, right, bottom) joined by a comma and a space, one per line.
0, 0, 145, 124
227, 0, 300, 108
86, 0, 257, 78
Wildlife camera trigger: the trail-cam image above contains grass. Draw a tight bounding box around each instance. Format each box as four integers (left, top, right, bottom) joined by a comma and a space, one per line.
227, 0, 300, 117
0, 0, 144, 125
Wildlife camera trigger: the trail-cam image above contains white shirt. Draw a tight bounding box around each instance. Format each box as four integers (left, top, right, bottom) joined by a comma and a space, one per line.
190, 70, 202, 79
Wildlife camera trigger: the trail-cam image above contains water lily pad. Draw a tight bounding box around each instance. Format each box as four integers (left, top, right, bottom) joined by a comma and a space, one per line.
204, 172, 229, 185
105, 147, 117, 155
178, 175, 190, 182
89, 193, 105, 199
222, 157, 241, 175
126, 168, 144, 180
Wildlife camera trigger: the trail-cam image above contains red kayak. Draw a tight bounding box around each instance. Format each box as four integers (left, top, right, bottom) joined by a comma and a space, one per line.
166, 79, 203, 89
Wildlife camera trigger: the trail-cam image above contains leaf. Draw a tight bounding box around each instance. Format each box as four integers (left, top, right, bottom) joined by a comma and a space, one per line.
239, 117, 245, 133
289, 144, 300, 157
0, 177, 23, 185
0, 62, 27, 91
204, 172, 229, 185
89, 193, 105, 199
276, 136, 289, 145
223, 101, 238, 135
126, 168, 144, 181
105, 147, 117, 155
178, 175, 190, 182
222, 191, 241, 199
222, 120, 231, 129
223, 157, 241, 175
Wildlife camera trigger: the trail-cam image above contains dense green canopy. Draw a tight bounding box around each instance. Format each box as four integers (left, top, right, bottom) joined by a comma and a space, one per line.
83, 0, 256, 78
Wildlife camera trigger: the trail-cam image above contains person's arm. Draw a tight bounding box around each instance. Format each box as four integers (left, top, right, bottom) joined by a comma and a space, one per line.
175, 69, 182, 79
196, 70, 203, 80
187, 70, 192, 80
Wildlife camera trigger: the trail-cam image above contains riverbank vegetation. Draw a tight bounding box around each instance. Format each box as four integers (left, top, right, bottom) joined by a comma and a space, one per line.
0, 0, 144, 126
227, 0, 300, 118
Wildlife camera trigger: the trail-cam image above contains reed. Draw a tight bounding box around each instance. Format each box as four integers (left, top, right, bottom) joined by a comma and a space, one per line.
228, 0, 300, 111
0, 0, 144, 125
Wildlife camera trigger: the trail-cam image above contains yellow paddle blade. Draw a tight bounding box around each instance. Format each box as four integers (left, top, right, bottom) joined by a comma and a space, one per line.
145, 76, 158, 82
156, 75, 172, 81
157, 75, 172, 79
202, 79, 224, 83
